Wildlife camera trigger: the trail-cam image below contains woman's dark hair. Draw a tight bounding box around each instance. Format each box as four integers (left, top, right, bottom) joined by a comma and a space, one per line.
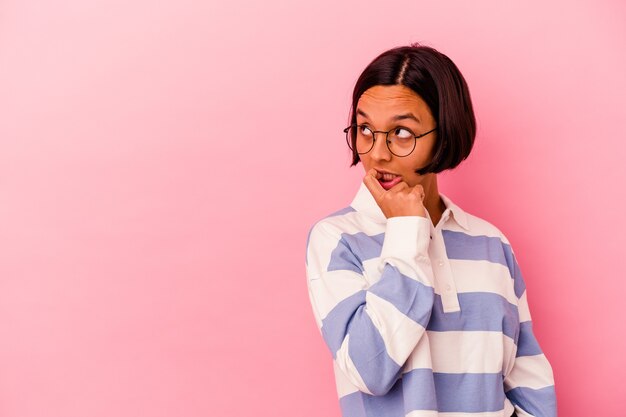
347, 42, 476, 175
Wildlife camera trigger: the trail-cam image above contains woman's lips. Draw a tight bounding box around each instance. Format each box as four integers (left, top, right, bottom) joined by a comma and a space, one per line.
378, 175, 403, 190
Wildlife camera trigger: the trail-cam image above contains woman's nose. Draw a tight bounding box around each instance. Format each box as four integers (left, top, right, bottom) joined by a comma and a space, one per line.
369, 134, 392, 161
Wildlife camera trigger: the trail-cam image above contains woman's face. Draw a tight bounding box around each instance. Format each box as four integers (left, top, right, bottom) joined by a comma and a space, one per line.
356, 84, 438, 189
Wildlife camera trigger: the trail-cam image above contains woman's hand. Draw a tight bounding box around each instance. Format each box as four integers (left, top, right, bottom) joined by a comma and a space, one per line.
363, 168, 427, 219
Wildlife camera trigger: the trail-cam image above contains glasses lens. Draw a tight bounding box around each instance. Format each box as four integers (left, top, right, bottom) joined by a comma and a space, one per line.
388, 127, 416, 157
346, 125, 374, 154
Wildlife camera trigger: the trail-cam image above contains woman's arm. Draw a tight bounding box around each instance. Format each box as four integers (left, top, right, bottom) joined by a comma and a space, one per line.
305, 215, 435, 396
503, 248, 558, 417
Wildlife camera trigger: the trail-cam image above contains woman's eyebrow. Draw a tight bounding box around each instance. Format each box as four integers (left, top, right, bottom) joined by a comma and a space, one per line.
356, 109, 420, 123
394, 113, 420, 123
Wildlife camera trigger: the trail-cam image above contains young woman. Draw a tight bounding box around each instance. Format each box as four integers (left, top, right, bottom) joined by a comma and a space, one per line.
304, 44, 557, 417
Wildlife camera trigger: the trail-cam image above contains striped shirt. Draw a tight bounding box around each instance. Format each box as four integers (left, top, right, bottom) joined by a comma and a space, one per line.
304, 182, 557, 417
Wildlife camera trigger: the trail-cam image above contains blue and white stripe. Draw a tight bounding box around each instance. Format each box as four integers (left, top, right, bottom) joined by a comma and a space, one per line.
305, 182, 557, 417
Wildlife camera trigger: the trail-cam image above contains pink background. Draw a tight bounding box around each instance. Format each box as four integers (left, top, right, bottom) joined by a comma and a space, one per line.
1, 0, 625, 416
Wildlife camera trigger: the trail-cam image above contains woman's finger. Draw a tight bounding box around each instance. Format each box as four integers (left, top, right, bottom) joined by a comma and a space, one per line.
363, 168, 386, 202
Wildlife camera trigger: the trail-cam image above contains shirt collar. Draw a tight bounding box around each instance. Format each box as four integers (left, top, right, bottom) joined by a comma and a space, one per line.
349, 181, 470, 231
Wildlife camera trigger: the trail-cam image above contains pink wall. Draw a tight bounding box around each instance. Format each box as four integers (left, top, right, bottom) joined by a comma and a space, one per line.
1, 0, 624, 416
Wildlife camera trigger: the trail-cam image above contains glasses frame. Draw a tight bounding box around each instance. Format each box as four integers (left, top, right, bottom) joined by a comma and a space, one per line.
343, 123, 438, 157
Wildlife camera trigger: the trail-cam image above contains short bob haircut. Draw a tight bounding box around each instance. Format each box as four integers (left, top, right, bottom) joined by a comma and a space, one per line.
347, 42, 476, 175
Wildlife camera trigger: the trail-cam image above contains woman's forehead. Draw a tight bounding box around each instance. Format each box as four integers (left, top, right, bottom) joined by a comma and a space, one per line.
357, 85, 429, 117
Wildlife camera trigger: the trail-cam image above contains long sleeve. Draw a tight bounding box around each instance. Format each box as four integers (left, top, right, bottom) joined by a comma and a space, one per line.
503, 248, 558, 417
305, 215, 435, 396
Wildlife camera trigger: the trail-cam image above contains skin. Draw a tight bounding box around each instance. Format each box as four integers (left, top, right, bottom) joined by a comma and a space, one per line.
358, 84, 446, 227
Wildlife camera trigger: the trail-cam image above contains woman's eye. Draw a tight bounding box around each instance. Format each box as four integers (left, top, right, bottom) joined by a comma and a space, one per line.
359, 126, 372, 135
394, 128, 413, 138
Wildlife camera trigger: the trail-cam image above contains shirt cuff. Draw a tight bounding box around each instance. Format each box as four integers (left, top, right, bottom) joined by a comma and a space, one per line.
379, 215, 431, 261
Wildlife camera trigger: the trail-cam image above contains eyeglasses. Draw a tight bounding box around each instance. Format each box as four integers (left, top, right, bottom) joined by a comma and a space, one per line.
344, 123, 437, 157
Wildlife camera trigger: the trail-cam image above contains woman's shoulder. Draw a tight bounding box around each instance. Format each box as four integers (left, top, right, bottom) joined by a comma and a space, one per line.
456, 206, 512, 246
306, 204, 359, 238
305, 204, 362, 271
455, 210, 523, 289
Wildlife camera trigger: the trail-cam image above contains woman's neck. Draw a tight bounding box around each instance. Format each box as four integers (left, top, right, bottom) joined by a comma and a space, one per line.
421, 174, 446, 227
